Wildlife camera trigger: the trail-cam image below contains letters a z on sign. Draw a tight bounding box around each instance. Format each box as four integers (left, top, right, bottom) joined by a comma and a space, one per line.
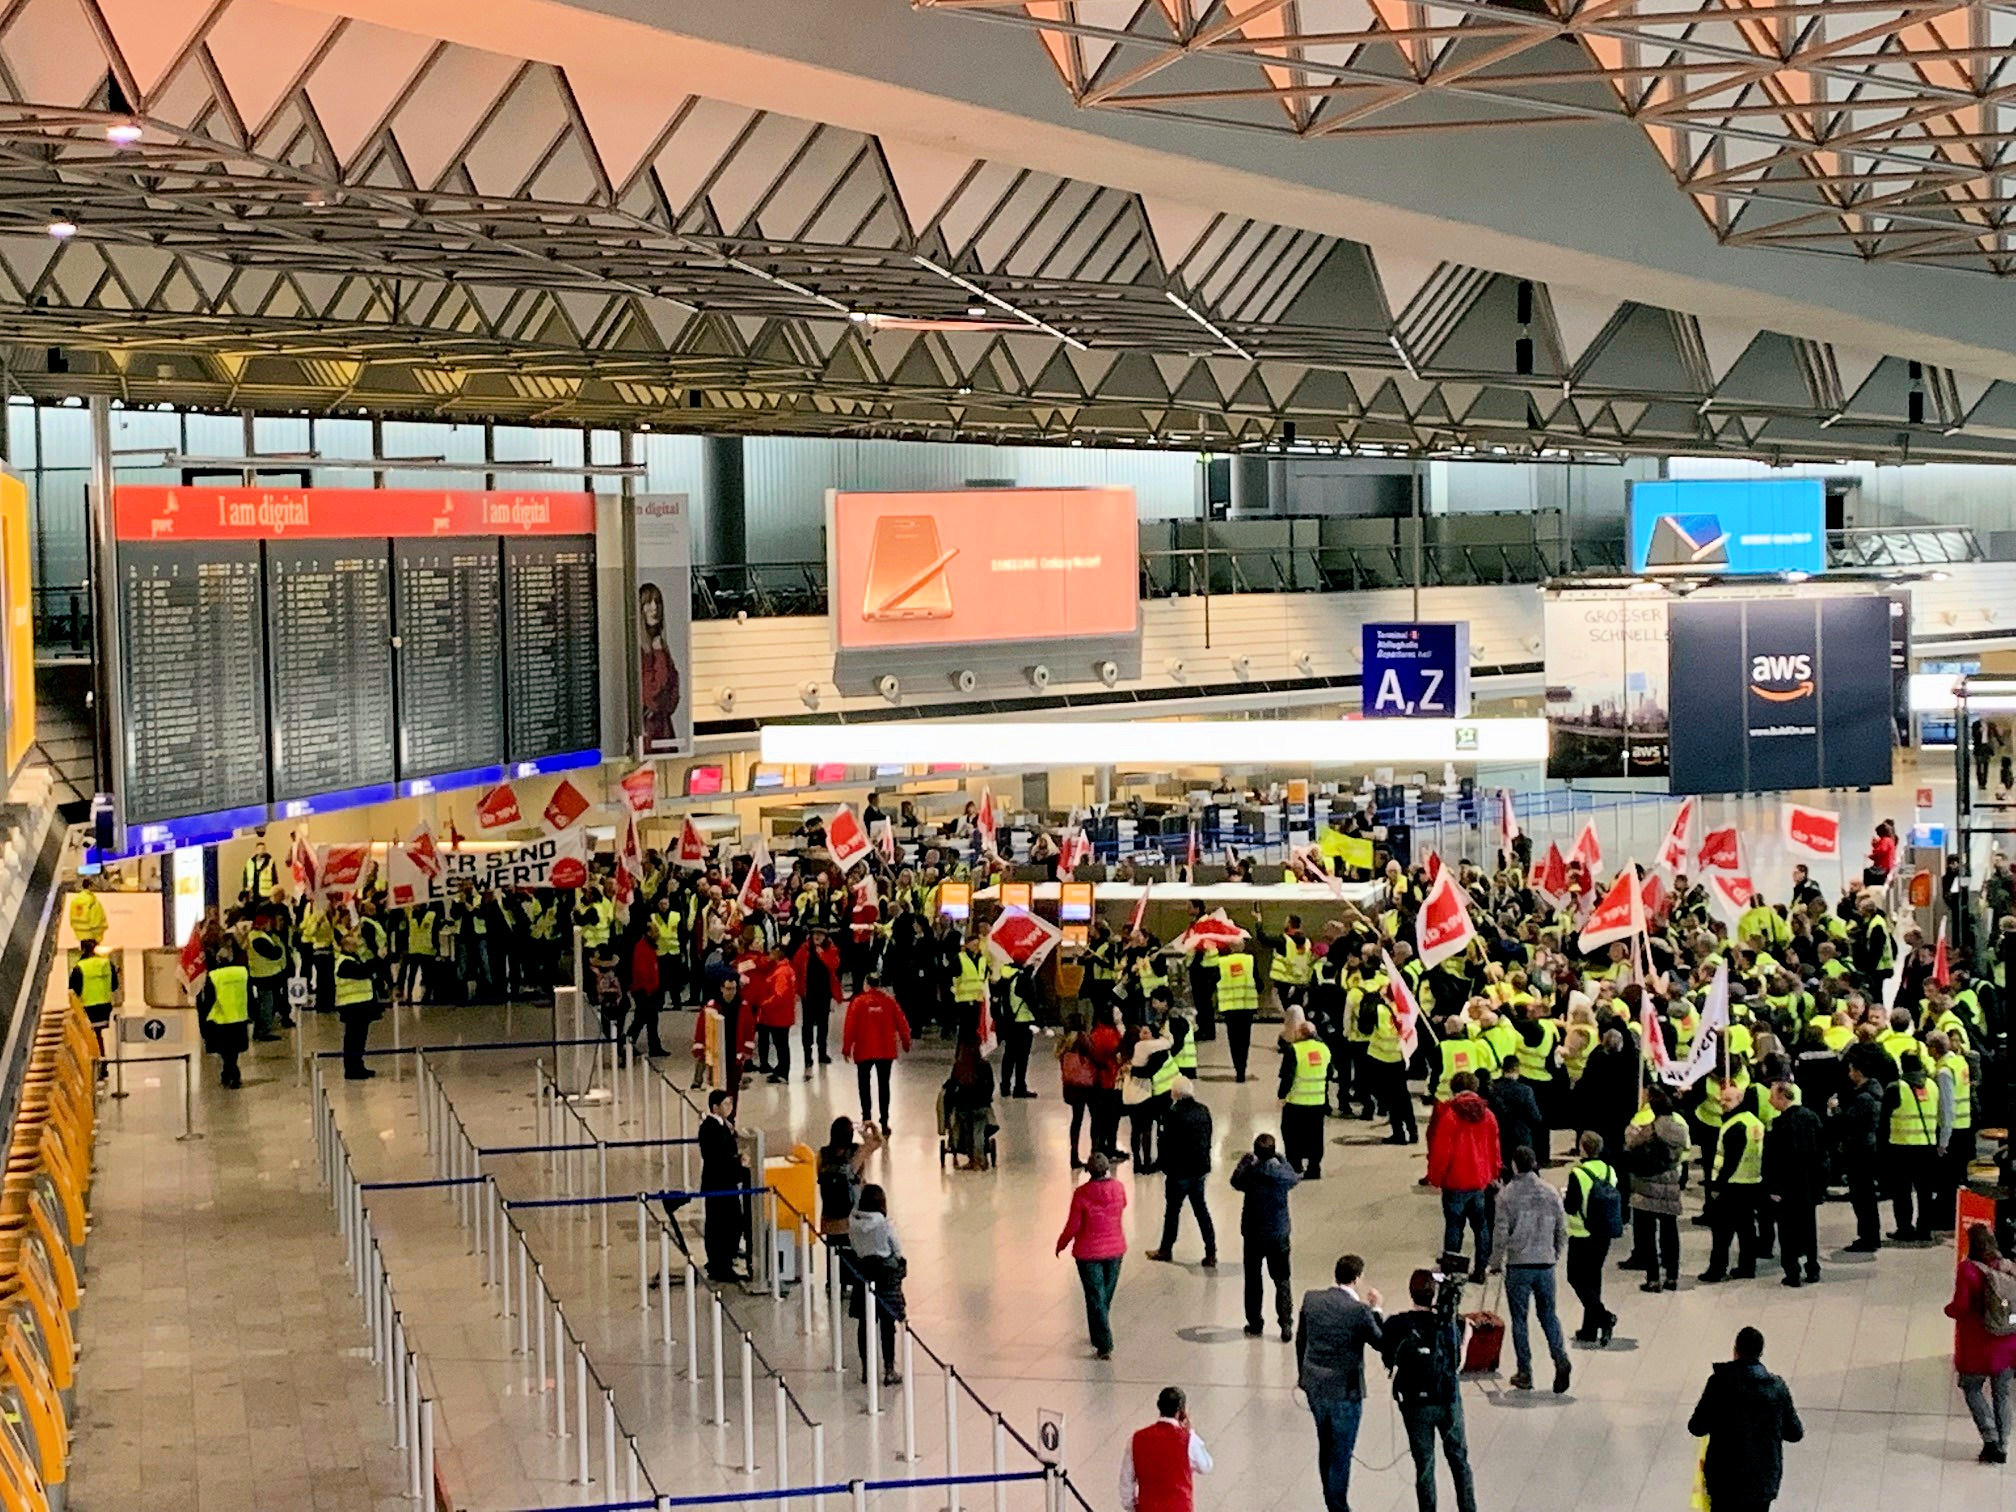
1749, 653, 1814, 703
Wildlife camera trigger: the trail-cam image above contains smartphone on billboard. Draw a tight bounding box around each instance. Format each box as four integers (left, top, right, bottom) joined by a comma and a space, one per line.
862, 514, 956, 622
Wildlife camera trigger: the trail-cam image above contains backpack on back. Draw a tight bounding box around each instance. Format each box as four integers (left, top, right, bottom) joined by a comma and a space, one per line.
1581, 1167, 1625, 1240
1979, 1263, 2016, 1337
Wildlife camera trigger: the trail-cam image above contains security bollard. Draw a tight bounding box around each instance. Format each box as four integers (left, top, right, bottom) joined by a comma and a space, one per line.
740, 1333, 758, 1474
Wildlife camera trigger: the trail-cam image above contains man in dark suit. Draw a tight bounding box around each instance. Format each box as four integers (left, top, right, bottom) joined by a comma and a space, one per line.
696, 1090, 749, 1282
1762, 1080, 1825, 1287
1295, 1253, 1384, 1512
1687, 1326, 1803, 1512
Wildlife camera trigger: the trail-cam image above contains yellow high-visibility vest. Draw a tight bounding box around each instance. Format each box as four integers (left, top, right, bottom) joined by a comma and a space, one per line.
1722, 1111, 1765, 1184
1938, 1052, 1972, 1131
1270, 935, 1313, 986
952, 953, 989, 1003
1286, 1041, 1332, 1105
75, 954, 113, 1008
206, 965, 250, 1027
1214, 953, 1259, 1013
1889, 1081, 1938, 1147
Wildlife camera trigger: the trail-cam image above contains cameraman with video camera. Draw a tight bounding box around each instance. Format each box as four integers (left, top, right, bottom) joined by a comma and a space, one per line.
1376, 1266, 1479, 1512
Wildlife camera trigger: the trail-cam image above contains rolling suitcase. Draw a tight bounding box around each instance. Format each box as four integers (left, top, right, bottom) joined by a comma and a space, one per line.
1461, 1280, 1505, 1375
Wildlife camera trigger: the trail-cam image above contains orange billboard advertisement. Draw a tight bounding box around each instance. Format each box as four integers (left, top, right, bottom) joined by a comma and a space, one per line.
828, 487, 1139, 652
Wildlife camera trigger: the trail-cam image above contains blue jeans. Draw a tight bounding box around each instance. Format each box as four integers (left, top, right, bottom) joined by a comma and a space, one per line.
1503, 1263, 1569, 1378
1440, 1189, 1489, 1271
1309, 1396, 1364, 1512
1403, 1399, 1478, 1512
1075, 1257, 1121, 1354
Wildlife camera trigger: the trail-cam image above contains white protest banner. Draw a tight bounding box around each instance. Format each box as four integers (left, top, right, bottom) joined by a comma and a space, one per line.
387, 832, 589, 907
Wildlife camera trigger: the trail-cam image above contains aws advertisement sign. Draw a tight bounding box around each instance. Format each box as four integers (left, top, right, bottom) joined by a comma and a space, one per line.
1667, 596, 1892, 796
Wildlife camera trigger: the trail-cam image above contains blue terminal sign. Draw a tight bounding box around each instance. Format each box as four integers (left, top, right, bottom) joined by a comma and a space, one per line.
1628, 477, 1826, 577
1361, 622, 1472, 719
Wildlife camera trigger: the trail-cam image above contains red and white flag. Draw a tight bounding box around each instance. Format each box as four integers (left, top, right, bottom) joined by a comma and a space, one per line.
1697, 825, 1741, 875
402, 822, 444, 881
317, 843, 370, 897
1703, 836, 1756, 929
1496, 789, 1520, 852
619, 765, 657, 816
1424, 850, 1443, 883
1655, 798, 1696, 876
1569, 820, 1603, 878
1414, 869, 1476, 969
178, 921, 208, 991
737, 834, 771, 914
1781, 802, 1841, 861
1933, 920, 1951, 989
476, 781, 522, 831
1641, 870, 1668, 922
288, 831, 318, 896
1533, 841, 1571, 909
1291, 843, 1346, 898
976, 789, 999, 858
613, 814, 644, 906
541, 778, 592, 834
1578, 862, 1647, 952
1381, 950, 1421, 1063
1639, 999, 1672, 1073
1058, 826, 1092, 876
827, 804, 870, 871
1185, 824, 1200, 881
675, 816, 709, 869
1129, 879, 1151, 936
871, 818, 897, 863
987, 907, 1062, 971
1173, 908, 1248, 954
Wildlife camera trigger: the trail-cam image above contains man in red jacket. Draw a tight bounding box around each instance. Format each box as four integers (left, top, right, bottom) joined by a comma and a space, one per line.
1426, 1072, 1501, 1281
842, 973, 912, 1132
1120, 1386, 1214, 1512
751, 943, 798, 1083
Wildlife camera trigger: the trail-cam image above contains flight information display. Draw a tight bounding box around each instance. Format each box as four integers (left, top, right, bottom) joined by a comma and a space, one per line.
266, 540, 396, 802
504, 535, 599, 763
109, 488, 599, 840
117, 541, 267, 824
394, 542, 505, 780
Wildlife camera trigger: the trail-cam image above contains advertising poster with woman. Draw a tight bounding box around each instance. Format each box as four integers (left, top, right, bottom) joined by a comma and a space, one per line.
631, 495, 693, 757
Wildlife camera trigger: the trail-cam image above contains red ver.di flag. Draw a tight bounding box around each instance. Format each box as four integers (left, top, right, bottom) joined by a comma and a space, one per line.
738, 834, 772, 914
1697, 825, 1741, 874
676, 817, 708, 869
1173, 907, 1248, 955
1569, 820, 1603, 879
476, 782, 522, 831
619, 766, 657, 816
1414, 869, 1476, 969
402, 822, 444, 881
541, 778, 592, 833
1655, 798, 1696, 875
1533, 841, 1570, 908
1380, 950, 1421, 1062
1578, 863, 1647, 952
316, 843, 369, 896
987, 908, 1062, 971
1781, 802, 1841, 861
178, 922, 208, 990
827, 804, 870, 870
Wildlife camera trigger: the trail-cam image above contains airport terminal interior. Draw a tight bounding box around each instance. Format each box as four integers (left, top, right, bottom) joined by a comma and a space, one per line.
8, 3, 2016, 1511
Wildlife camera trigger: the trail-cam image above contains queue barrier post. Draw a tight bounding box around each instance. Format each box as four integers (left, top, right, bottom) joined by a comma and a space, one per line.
945, 1366, 961, 1512
851, 1479, 867, 1512
534, 1263, 550, 1404
599, 1141, 610, 1250
828, 1246, 844, 1373
635, 1196, 649, 1315
517, 1233, 531, 1356
799, 1223, 814, 1336
685, 1259, 700, 1387
813, 1422, 827, 1512
575, 1343, 591, 1485
628, 1435, 642, 1504
415, 1395, 434, 1503
659, 1227, 674, 1350
900, 1325, 917, 1462
865, 1283, 880, 1417
993, 1412, 1009, 1512
711, 1295, 727, 1427
773, 1377, 789, 1490
553, 1294, 569, 1440
603, 1389, 618, 1496
740, 1333, 758, 1474
679, 1095, 692, 1189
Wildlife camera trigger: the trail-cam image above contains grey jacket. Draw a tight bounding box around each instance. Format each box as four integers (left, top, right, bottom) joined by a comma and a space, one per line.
1492, 1171, 1566, 1268
1295, 1288, 1382, 1405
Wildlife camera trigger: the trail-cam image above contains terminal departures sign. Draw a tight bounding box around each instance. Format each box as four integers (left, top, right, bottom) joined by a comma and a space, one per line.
1360, 622, 1471, 718
110, 488, 599, 838
1666, 595, 1893, 796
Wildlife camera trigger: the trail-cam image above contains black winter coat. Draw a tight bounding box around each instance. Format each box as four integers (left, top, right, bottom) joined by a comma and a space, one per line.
1687, 1359, 1803, 1501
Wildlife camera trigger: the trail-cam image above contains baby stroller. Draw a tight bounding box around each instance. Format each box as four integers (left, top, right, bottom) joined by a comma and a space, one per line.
936, 1087, 998, 1170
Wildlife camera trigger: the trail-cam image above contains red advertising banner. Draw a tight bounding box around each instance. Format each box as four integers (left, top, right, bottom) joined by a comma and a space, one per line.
828, 487, 1139, 651
113, 487, 595, 543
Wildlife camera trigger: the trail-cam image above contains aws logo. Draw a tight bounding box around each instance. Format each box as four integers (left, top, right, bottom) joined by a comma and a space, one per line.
1750, 652, 1814, 702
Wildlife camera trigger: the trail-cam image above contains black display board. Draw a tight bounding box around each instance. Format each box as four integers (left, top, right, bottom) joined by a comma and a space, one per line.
117, 541, 268, 824
503, 535, 599, 763
394, 542, 505, 779
265, 540, 396, 800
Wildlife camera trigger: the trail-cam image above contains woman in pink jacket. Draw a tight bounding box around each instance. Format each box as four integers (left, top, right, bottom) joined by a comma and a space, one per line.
1945, 1224, 2016, 1462
1056, 1153, 1128, 1360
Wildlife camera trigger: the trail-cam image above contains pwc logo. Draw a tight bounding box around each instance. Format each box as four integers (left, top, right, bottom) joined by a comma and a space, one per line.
1749, 652, 1814, 703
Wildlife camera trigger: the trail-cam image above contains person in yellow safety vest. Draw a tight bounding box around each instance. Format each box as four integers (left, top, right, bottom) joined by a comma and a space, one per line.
195, 944, 252, 1089
1695, 1062, 1749, 1175
1279, 1021, 1332, 1178
1736, 900, 1782, 953
1339, 951, 1385, 1119
1920, 994, 1972, 1055
1513, 1000, 1563, 1148
578, 886, 614, 950
246, 914, 291, 1039
1670, 1000, 1700, 1055
68, 940, 117, 1029
299, 898, 336, 1013
1951, 978, 1987, 1040
1873, 1008, 1918, 1068
1259, 911, 1314, 1016
1699, 1085, 1766, 1282
1477, 1010, 1521, 1080
1170, 1011, 1199, 1076
398, 902, 437, 1008
1563, 1131, 1619, 1345
1884, 1051, 1944, 1241
1815, 942, 1851, 982
334, 931, 381, 1081
240, 838, 278, 901
1818, 1013, 1854, 1053
1927, 1030, 1974, 1222
951, 936, 992, 1043
1434, 1016, 1489, 1099
999, 961, 1040, 1099
1561, 1003, 1598, 1085
1210, 945, 1261, 1084
648, 896, 685, 1016
1361, 975, 1417, 1145
67, 886, 107, 952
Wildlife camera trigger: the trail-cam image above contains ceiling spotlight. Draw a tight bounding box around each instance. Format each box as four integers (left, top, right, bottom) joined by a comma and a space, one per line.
104, 121, 141, 145
965, 304, 986, 318
1784, 569, 1810, 584
847, 310, 868, 323
44, 219, 75, 239
303, 190, 327, 208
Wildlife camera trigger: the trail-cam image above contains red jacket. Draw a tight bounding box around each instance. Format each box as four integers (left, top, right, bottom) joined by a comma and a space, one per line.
841, 989, 911, 1063
1055, 1175, 1128, 1260
695, 990, 756, 1061
1087, 1023, 1124, 1091
1426, 1091, 1501, 1192
630, 936, 659, 996
750, 959, 798, 1029
1946, 1259, 2016, 1376
791, 940, 843, 1006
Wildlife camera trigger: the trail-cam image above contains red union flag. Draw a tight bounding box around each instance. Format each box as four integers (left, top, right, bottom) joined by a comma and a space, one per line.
987, 907, 1062, 970
1381, 950, 1421, 1062
288, 830, 318, 895
1578, 863, 1647, 952
1534, 841, 1570, 908
1641, 870, 1668, 921
178, 922, 208, 990
476, 781, 522, 831
619, 765, 657, 816
1655, 798, 1696, 876
316, 843, 369, 895
826, 804, 870, 870
1934, 920, 1951, 989
1173, 908, 1248, 955
1569, 820, 1603, 878
675, 816, 708, 869
1781, 802, 1841, 861
1415, 869, 1475, 969
402, 822, 444, 881
738, 834, 772, 914
976, 788, 998, 857
1697, 825, 1741, 874
541, 778, 592, 834
1639, 999, 1672, 1073
613, 814, 644, 905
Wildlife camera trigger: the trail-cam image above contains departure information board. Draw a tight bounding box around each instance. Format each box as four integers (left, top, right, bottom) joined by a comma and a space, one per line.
117, 541, 267, 824
109, 488, 599, 841
504, 535, 599, 763
265, 540, 396, 803
395, 542, 504, 780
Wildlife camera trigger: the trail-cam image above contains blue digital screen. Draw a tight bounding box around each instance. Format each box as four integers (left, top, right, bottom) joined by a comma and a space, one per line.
1628, 478, 1825, 576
